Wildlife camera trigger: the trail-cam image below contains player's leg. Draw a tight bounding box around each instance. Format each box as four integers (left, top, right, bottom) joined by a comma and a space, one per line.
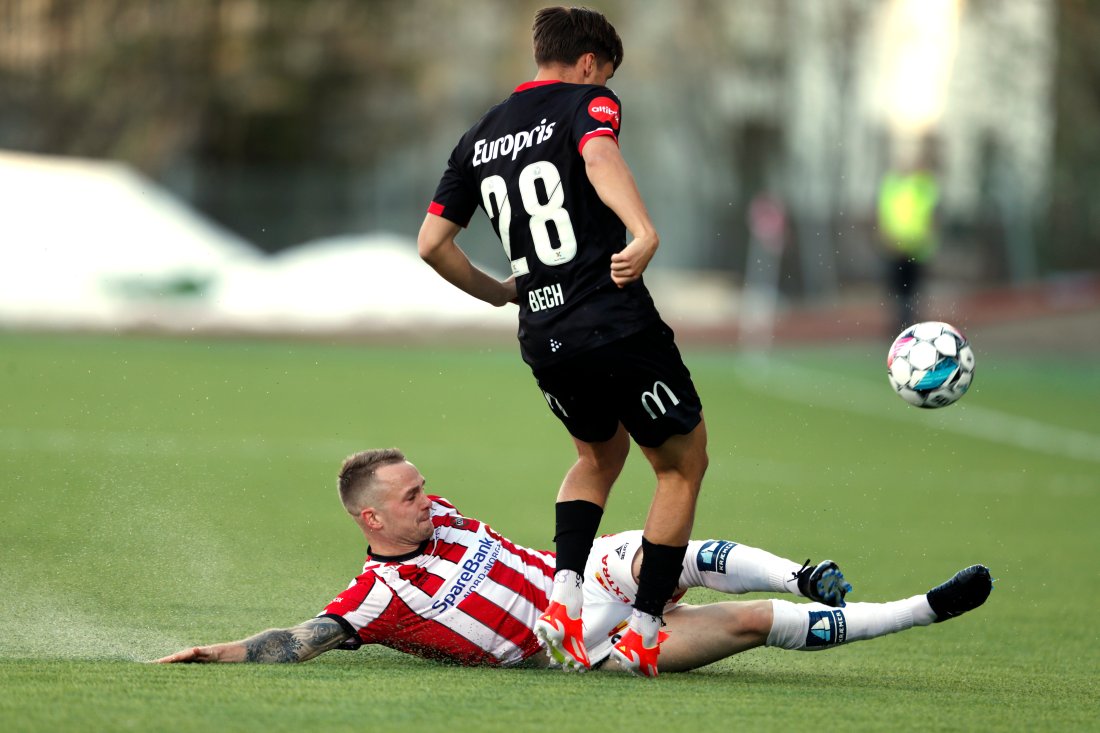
766, 565, 992, 652
605, 601, 771, 674
551, 429, 630, 615
532, 360, 629, 670
677, 540, 852, 607
602, 322, 706, 676
584, 530, 847, 670
602, 565, 991, 674
606, 531, 851, 608
639, 419, 709, 547
557, 425, 630, 506
891, 253, 919, 333
538, 429, 630, 669
612, 420, 708, 676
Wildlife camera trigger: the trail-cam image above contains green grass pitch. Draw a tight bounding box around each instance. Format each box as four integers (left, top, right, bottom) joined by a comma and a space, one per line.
1, 331, 1097, 732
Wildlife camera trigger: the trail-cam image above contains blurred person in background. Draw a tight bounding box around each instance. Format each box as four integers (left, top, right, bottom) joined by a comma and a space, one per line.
877, 138, 941, 336
416, 7, 709, 676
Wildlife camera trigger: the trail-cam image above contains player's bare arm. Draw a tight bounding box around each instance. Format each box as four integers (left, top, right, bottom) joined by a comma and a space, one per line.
154, 616, 350, 664
581, 135, 659, 287
417, 213, 518, 306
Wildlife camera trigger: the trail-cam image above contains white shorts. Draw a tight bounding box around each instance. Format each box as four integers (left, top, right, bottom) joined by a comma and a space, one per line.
582, 531, 687, 665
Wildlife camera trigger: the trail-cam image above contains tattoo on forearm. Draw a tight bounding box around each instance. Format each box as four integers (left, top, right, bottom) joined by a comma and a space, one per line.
245, 629, 303, 663
305, 619, 344, 649
243, 618, 349, 663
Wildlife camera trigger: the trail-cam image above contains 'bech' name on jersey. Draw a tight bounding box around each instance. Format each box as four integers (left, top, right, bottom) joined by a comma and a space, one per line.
471, 119, 557, 167
528, 283, 564, 312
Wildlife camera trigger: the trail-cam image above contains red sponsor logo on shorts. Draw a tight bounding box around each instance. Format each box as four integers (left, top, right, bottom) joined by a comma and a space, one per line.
599, 553, 632, 603
588, 96, 620, 130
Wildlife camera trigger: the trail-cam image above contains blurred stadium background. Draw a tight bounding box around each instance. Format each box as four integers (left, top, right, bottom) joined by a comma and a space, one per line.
3, 3, 1099, 730
1, 0, 1098, 342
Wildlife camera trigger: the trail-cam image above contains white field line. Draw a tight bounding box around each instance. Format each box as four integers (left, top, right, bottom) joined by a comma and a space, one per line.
733, 355, 1100, 465
3, 361, 1097, 466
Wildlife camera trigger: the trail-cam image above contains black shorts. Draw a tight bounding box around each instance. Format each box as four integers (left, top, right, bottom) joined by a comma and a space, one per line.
531, 321, 703, 448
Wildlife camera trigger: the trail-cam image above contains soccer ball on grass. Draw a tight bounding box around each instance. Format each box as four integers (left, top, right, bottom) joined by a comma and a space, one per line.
887, 321, 975, 408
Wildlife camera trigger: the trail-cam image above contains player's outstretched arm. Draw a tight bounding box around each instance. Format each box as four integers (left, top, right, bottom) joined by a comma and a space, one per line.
153, 616, 351, 664
418, 213, 518, 306
581, 136, 659, 287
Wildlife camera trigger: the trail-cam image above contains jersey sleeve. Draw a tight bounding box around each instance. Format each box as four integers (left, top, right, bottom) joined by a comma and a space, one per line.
318, 570, 393, 644
429, 495, 459, 515
573, 87, 622, 154
428, 144, 479, 227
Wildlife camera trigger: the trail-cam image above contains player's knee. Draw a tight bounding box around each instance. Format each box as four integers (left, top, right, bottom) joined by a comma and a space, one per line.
646, 426, 708, 483
658, 449, 708, 489
576, 431, 630, 474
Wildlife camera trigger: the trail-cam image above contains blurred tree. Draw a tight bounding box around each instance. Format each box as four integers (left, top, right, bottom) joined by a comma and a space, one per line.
1049, 0, 1100, 272
1, 0, 1097, 278
0, 1, 215, 170
0, 0, 496, 250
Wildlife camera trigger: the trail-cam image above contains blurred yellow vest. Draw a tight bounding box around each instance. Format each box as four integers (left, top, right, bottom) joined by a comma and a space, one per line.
877, 171, 939, 259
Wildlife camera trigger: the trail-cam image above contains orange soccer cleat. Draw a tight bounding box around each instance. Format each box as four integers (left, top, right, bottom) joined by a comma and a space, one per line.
534, 601, 591, 671
610, 628, 670, 678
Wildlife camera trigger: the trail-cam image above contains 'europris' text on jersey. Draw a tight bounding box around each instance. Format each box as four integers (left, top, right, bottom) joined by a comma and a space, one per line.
429, 81, 660, 368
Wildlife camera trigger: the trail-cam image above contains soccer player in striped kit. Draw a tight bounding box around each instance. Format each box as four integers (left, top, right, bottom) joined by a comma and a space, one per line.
155, 449, 992, 673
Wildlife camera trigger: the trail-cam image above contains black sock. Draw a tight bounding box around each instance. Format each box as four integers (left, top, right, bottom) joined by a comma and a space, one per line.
634, 537, 688, 617
553, 500, 604, 575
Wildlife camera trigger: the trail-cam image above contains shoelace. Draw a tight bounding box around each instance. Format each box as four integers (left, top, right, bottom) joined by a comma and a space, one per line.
792, 558, 812, 583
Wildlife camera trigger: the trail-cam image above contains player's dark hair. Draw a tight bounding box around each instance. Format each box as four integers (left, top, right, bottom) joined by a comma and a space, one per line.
338, 448, 406, 514
533, 6, 623, 70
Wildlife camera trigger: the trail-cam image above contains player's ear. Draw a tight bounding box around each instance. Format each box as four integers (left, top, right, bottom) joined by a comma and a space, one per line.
574, 51, 593, 78
361, 507, 383, 530
584, 52, 596, 75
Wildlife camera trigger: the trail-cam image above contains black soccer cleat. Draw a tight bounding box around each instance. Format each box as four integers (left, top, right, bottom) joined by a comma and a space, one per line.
926, 564, 992, 622
794, 559, 852, 608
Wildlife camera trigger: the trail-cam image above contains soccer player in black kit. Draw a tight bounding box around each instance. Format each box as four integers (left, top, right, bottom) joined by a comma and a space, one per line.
419, 6, 849, 677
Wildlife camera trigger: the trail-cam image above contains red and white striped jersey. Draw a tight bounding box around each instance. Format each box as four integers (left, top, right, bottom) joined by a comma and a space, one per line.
319, 496, 556, 667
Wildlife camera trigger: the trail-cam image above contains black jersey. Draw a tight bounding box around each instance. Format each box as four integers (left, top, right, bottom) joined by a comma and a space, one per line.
429, 80, 660, 368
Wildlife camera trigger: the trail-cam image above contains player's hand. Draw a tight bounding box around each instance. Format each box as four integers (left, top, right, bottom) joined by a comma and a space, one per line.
153, 646, 212, 663
501, 275, 520, 306
610, 235, 658, 287
153, 644, 238, 663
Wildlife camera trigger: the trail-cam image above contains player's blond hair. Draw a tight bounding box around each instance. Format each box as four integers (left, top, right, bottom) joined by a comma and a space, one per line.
338, 448, 406, 515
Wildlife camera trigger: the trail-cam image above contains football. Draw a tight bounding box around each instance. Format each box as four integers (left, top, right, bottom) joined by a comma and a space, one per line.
887, 321, 975, 408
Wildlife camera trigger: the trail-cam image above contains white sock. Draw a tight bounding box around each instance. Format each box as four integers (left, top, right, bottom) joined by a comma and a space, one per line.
681, 540, 804, 595
628, 608, 663, 647
550, 570, 584, 617
766, 595, 935, 651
